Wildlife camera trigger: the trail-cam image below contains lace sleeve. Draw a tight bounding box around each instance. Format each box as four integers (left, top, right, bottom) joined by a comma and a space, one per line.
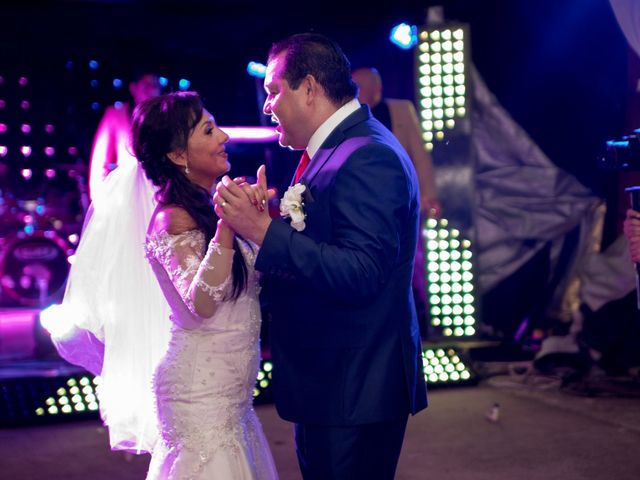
146, 230, 234, 318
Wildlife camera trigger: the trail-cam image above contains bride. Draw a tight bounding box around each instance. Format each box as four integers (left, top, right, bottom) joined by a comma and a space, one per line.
52, 91, 278, 479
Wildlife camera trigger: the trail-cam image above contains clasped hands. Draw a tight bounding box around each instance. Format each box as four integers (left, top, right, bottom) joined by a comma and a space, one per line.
213, 164, 276, 246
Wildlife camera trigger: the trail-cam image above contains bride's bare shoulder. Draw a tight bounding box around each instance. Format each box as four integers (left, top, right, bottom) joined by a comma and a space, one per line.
150, 205, 198, 236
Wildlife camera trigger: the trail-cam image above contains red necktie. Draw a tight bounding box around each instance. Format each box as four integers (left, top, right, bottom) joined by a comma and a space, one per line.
294, 150, 311, 183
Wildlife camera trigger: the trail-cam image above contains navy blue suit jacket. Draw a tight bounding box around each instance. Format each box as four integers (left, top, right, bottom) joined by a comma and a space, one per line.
256, 105, 428, 425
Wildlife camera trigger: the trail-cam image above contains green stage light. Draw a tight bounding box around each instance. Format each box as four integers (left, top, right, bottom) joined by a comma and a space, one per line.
424, 218, 476, 338
416, 25, 468, 151
3, 359, 276, 426
421, 346, 475, 386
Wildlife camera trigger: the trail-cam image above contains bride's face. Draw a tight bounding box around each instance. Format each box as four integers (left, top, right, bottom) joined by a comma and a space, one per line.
184, 110, 230, 186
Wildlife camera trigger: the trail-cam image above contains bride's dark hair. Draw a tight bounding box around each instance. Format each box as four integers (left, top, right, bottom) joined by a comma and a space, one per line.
131, 91, 247, 300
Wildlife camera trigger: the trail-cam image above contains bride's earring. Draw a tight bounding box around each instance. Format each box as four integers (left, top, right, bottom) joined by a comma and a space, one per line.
185, 164, 190, 175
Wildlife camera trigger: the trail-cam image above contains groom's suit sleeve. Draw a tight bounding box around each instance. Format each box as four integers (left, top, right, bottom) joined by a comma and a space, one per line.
256, 143, 412, 305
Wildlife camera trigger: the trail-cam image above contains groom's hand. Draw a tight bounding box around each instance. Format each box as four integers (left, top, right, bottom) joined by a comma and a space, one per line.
228, 166, 276, 212
214, 164, 273, 246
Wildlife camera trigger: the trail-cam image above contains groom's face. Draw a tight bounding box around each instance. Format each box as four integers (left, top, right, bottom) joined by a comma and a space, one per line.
263, 52, 310, 150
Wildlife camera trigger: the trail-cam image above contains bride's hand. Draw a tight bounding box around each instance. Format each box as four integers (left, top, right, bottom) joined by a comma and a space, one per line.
213, 218, 234, 249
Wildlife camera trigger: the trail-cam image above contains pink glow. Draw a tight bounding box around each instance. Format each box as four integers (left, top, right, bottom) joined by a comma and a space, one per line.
21, 146, 32, 157
21, 124, 31, 134
18, 76, 28, 86
45, 169, 56, 179
0, 146, 7, 157
0, 123, 7, 133
0, 308, 39, 359
21, 169, 33, 180
45, 124, 55, 134
20, 100, 30, 110
44, 146, 55, 156
68, 146, 78, 155
221, 126, 279, 143
0, 100, 6, 109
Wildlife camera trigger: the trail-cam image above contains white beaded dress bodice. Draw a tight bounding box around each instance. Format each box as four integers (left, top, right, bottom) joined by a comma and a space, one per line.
144, 230, 277, 480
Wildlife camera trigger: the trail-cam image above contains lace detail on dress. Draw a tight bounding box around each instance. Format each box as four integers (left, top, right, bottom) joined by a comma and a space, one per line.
194, 276, 230, 301
195, 239, 233, 303
145, 230, 204, 312
145, 230, 234, 314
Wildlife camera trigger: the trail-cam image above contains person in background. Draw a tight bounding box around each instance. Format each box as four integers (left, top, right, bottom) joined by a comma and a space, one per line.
624, 208, 640, 262
88, 70, 161, 199
352, 66, 441, 333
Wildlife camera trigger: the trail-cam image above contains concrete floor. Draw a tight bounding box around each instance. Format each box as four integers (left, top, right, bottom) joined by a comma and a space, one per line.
1, 371, 640, 480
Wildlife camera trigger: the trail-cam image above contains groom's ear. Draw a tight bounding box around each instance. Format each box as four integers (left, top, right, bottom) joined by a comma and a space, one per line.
303, 75, 321, 104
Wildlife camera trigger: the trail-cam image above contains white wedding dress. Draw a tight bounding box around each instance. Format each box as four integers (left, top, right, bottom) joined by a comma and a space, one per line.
144, 229, 278, 480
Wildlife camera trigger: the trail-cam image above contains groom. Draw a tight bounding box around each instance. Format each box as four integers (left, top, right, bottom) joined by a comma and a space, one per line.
215, 32, 428, 479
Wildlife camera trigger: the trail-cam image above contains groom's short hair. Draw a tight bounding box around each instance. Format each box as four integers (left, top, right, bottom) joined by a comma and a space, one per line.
268, 32, 358, 107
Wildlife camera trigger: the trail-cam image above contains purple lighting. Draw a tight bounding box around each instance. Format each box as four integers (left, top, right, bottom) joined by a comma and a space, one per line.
0, 308, 39, 359
0, 100, 6, 109
20, 100, 30, 110
21, 169, 33, 180
18, 76, 28, 87
68, 146, 78, 156
21, 146, 32, 157
44, 146, 55, 157
222, 126, 279, 143
45, 124, 55, 134
0, 146, 7, 157
0, 123, 6, 134
45, 169, 56, 179
21, 124, 31, 134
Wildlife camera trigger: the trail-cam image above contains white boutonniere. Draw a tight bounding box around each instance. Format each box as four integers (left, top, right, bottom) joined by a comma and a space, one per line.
280, 183, 306, 231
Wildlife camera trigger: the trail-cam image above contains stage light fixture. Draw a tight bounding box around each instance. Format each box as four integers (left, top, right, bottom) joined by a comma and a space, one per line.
1, 357, 276, 426
424, 218, 476, 338
222, 126, 278, 143
390, 23, 418, 50
247, 61, 267, 78
421, 346, 475, 385
39, 303, 77, 340
416, 25, 469, 151
253, 360, 273, 404
178, 79, 191, 90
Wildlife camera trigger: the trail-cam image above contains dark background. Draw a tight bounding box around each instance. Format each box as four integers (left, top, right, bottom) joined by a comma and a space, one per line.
0, 0, 631, 225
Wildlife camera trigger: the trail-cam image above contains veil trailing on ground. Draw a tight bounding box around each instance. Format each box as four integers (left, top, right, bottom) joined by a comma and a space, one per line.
51, 160, 171, 453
